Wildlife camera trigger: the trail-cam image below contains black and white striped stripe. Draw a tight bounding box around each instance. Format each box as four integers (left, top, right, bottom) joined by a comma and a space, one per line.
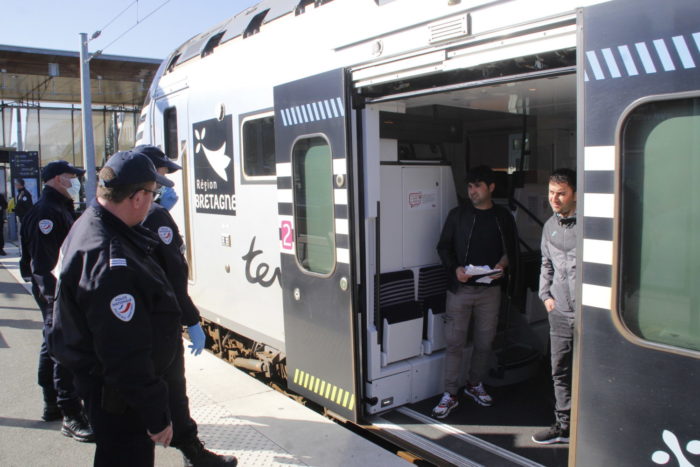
584, 31, 699, 81
581, 146, 615, 310
276, 157, 350, 265
279, 97, 345, 127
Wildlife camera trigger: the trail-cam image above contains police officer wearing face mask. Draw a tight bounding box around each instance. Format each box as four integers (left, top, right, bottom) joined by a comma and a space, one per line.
48, 151, 183, 466
19, 160, 94, 442
135, 145, 237, 467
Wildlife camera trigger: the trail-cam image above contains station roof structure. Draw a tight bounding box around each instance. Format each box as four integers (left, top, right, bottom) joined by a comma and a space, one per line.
0, 44, 161, 106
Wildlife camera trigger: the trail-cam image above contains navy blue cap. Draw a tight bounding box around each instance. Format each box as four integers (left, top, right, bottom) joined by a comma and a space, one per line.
133, 144, 182, 174
101, 151, 174, 188
42, 160, 86, 182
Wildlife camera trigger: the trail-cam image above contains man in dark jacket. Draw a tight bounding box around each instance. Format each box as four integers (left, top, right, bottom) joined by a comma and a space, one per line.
0, 192, 7, 255
432, 165, 519, 419
532, 168, 577, 445
49, 151, 180, 466
19, 160, 93, 442
137, 145, 237, 467
14, 178, 33, 221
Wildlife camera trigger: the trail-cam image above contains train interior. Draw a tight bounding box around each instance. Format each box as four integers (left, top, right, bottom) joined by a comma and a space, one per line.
363, 72, 576, 466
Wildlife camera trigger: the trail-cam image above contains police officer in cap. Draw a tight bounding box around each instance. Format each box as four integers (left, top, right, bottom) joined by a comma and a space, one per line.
49, 151, 183, 466
136, 145, 237, 467
14, 177, 34, 222
19, 160, 94, 442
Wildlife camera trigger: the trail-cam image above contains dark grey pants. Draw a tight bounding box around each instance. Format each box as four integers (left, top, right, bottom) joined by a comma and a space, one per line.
444, 285, 501, 395
549, 308, 575, 430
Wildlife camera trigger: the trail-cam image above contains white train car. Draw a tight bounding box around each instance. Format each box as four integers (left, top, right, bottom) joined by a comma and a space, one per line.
136, 0, 700, 465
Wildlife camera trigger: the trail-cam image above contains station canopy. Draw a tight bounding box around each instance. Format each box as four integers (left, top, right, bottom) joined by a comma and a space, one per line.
0, 44, 161, 106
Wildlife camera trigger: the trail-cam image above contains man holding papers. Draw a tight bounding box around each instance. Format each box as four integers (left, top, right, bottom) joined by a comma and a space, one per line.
432, 166, 519, 419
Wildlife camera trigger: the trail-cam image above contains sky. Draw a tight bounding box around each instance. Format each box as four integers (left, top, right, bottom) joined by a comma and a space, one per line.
1, 0, 261, 60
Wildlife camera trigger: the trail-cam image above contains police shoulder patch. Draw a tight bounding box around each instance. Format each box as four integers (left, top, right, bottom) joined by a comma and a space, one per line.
110, 258, 127, 268
39, 219, 54, 235
110, 294, 136, 322
158, 226, 173, 245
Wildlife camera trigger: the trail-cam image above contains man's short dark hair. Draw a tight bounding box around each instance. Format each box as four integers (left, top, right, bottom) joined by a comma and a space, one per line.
15, 178, 25, 187
550, 168, 576, 192
466, 165, 495, 185
97, 167, 152, 203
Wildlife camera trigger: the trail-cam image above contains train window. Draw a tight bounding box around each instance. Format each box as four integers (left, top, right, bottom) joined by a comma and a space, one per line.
201, 32, 224, 58
166, 54, 181, 74
292, 135, 336, 275
619, 96, 700, 352
243, 9, 269, 38
163, 107, 178, 160
241, 113, 276, 179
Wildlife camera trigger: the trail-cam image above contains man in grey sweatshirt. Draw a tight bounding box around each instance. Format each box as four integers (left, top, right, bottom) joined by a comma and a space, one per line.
533, 168, 577, 445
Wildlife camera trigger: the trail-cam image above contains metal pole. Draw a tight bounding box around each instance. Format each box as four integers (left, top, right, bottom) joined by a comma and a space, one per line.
15, 106, 23, 151
80, 32, 96, 202
1, 104, 5, 147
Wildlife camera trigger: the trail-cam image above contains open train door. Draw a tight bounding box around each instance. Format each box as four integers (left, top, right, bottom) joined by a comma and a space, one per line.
575, 0, 700, 465
273, 69, 358, 421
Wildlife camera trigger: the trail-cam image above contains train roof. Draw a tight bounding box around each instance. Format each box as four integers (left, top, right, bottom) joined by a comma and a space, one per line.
165, 0, 321, 72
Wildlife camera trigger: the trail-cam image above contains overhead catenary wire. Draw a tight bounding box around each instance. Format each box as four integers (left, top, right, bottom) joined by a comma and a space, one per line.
91, 0, 174, 56
92, 0, 139, 40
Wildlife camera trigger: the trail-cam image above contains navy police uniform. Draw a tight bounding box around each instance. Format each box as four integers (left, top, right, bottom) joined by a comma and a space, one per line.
50, 200, 182, 465
143, 203, 199, 326
135, 144, 237, 466
0, 192, 7, 254
20, 185, 82, 415
142, 202, 200, 447
14, 185, 33, 221
49, 150, 180, 466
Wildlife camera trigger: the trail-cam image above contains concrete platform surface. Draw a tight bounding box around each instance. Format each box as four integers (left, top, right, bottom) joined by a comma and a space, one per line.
0, 243, 409, 467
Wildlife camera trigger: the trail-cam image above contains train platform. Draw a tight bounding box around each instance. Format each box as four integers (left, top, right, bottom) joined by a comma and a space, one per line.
0, 243, 410, 467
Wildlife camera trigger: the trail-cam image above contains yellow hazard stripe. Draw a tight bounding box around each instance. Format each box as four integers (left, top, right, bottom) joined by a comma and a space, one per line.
291, 367, 356, 410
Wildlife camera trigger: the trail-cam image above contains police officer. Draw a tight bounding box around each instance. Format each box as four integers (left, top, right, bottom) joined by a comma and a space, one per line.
49, 151, 182, 466
14, 177, 33, 222
19, 160, 94, 442
0, 191, 7, 255
136, 145, 237, 467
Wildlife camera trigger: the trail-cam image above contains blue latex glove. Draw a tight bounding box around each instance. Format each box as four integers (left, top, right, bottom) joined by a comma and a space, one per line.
159, 186, 179, 211
187, 323, 205, 356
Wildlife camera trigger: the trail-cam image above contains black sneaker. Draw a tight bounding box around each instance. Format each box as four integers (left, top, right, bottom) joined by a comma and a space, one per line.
532, 424, 569, 445
61, 413, 95, 443
0, 250, 6, 256
41, 404, 63, 422
179, 438, 238, 467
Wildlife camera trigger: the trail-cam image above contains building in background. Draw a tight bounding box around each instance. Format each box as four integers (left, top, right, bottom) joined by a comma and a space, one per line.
0, 44, 159, 171
0, 44, 160, 237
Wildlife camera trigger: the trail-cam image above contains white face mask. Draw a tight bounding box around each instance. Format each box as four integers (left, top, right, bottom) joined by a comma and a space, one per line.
66, 177, 81, 201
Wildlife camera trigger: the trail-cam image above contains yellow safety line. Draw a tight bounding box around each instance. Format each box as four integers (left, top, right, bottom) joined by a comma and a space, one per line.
291, 368, 355, 411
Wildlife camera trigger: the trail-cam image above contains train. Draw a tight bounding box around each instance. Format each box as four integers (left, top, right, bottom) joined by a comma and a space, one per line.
134, 0, 700, 465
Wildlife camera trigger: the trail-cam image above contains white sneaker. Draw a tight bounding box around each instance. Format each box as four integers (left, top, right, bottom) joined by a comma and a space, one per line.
431, 392, 459, 419
464, 382, 493, 407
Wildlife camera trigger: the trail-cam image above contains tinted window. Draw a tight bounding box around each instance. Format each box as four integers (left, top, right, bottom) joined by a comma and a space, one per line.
292, 136, 335, 275
620, 96, 700, 352
164, 107, 178, 159
242, 115, 275, 177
